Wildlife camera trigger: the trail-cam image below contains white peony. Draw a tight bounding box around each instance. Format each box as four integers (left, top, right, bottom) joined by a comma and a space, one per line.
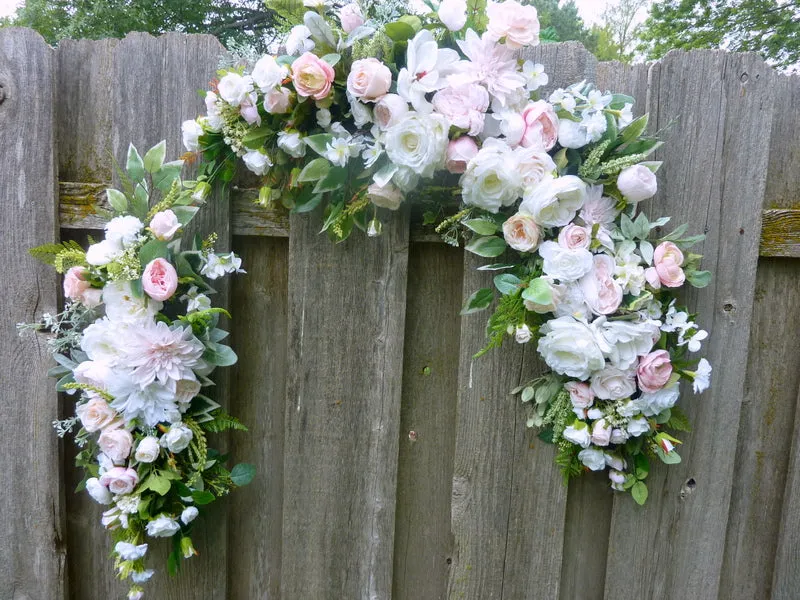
557, 119, 589, 148
538, 241, 593, 282
134, 436, 161, 463
617, 164, 658, 203
102, 281, 163, 323
145, 514, 181, 538
85, 239, 123, 266
161, 422, 194, 453
385, 112, 449, 178
553, 282, 591, 320
217, 73, 253, 106
592, 317, 660, 370
520, 175, 586, 228
460, 139, 522, 212
86, 477, 113, 504
537, 316, 606, 380
578, 447, 607, 471
590, 365, 638, 400
105, 215, 144, 248
181, 119, 203, 152
438, 0, 467, 31
81, 318, 130, 365
562, 422, 591, 448
251, 55, 288, 92
639, 383, 680, 417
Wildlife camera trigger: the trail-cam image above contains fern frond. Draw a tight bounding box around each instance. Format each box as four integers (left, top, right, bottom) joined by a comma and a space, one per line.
29, 240, 86, 271
202, 410, 248, 433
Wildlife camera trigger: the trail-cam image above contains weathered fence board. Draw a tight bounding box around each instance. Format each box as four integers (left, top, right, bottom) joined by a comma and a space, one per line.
0, 27, 66, 600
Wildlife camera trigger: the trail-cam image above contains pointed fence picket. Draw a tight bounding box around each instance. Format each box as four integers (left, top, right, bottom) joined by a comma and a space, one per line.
1, 27, 799, 600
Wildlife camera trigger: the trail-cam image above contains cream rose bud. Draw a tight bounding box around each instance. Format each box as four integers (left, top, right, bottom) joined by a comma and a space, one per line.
557, 224, 591, 250
617, 164, 658, 203
374, 94, 409, 129
291, 52, 335, 100
76, 397, 120, 432
181, 119, 203, 152
149, 210, 180, 241
515, 324, 532, 344
446, 137, 479, 174
439, 0, 467, 30
367, 181, 404, 211
264, 86, 292, 114
86, 477, 113, 504
486, 0, 540, 48
563, 423, 591, 448
161, 423, 193, 453
242, 150, 272, 176
99, 428, 134, 464
637, 350, 673, 393
141, 257, 178, 302
591, 418, 612, 446
590, 365, 637, 401
145, 514, 181, 538
134, 436, 161, 463
503, 213, 542, 253
339, 3, 364, 33
578, 447, 607, 471
99, 466, 139, 495
347, 58, 392, 103
277, 131, 306, 158
181, 506, 199, 525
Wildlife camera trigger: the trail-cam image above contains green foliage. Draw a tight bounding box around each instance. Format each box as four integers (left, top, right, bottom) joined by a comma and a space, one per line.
555, 441, 584, 484
475, 291, 527, 357
530, 0, 597, 50
202, 410, 249, 433
29, 240, 86, 273
666, 405, 692, 433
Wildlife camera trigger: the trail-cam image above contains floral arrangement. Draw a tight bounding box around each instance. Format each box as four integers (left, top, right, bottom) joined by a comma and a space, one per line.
24, 141, 251, 599
180, 0, 713, 506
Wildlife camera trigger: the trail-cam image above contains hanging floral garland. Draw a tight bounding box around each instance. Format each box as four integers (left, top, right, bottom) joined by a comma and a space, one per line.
24, 141, 250, 600
183, 0, 712, 507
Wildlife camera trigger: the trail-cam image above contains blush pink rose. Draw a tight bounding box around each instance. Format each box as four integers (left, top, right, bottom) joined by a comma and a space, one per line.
339, 3, 364, 33
637, 350, 673, 393
580, 254, 623, 316
64, 266, 102, 307
291, 52, 335, 100
264, 86, 292, 114
374, 94, 409, 129
347, 58, 391, 102
653, 241, 685, 288
557, 224, 591, 250
565, 381, 594, 409
98, 428, 133, 464
99, 466, 139, 495
76, 397, 121, 432
644, 266, 661, 289
446, 136, 479, 174
142, 258, 178, 302
502, 212, 542, 253
519, 101, 559, 150
432, 83, 490, 136
486, 0, 540, 48
149, 210, 180, 241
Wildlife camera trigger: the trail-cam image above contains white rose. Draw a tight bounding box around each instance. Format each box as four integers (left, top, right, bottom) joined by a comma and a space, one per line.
105, 215, 144, 248
591, 418, 613, 446
181, 506, 199, 525
537, 316, 606, 380
242, 150, 272, 176
515, 147, 556, 188
115, 541, 148, 561
565, 381, 594, 410
145, 514, 180, 538
160, 423, 193, 453
367, 181, 404, 210
514, 324, 532, 344
385, 113, 449, 178
538, 241, 593, 282
76, 396, 120, 432
277, 131, 306, 158
149, 210, 180, 241
617, 164, 657, 203
181, 119, 203, 152
204, 92, 224, 131
99, 466, 139, 495
374, 94, 409, 129
592, 317, 660, 370
86, 477, 113, 504
460, 139, 522, 213
639, 383, 680, 417
590, 365, 637, 401
286, 24, 315, 56
102, 281, 163, 323
562, 423, 591, 448
521, 175, 586, 228
98, 428, 134, 464
134, 436, 161, 463
85, 239, 123, 266
217, 72, 253, 106
439, 0, 467, 30
627, 416, 650, 438
486, 0, 540, 48
265, 86, 292, 114
74, 361, 115, 389
347, 58, 392, 103
578, 447, 607, 471
558, 119, 589, 149
251, 55, 288, 92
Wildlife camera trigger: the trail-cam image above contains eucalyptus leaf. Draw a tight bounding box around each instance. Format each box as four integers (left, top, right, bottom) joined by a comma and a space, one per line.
230, 463, 256, 486
687, 270, 712, 288
304, 11, 336, 47
143, 140, 166, 173
465, 236, 507, 258
126, 144, 145, 182
106, 188, 128, 213
463, 218, 499, 236
460, 288, 494, 315
203, 342, 238, 367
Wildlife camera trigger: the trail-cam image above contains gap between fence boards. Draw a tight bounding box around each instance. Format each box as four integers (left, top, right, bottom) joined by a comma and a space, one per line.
58, 181, 800, 257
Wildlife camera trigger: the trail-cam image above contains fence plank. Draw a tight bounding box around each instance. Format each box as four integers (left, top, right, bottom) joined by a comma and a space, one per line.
0, 27, 66, 599
604, 50, 774, 599
392, 244, 463, 600
281, 209, 410, 599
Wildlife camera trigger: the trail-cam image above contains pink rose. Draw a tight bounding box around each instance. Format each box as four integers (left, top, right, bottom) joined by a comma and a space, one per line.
339, 3, 364, 33
142, 258, 178, 302
519, 101, 559, 150
580, 254, 623, 316
502, 212, 542, 253
347, 58, 392, 102
98, 428, 133, 464
64, 266, 102, 307
557, 224, 591, 250
637, 350, 673, 393
149, 210, 180, 241
432, 83, 490, 136
446, 137, 479, 174
486, 0, 540, 48
591, 418, 612, 446
264, 86, 292, 114
99, 466, 139, 495
239, 92, 261, 125
644, 266, 661, 289
291, 52, 335, 100
565, 381, 594, 409
653, 241, 685, 288
76, 396, 121, 432
374, 94, 409, 129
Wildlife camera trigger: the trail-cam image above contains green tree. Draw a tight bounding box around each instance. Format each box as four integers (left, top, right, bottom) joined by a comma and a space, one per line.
590, 24, 625, 61
529, 0, 598, 50
600, 0, 649, 62
638, 0, 800, 69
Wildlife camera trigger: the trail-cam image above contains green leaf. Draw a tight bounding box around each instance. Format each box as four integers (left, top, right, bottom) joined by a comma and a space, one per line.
106, 188, 128, 213
666, 405, 692, 432
191, 490, 216, 505
242, 126, 270, 149
520, 386, 535, 403
131, 183, 149, 218
538, 428, 555, 444
521, 277, 553, 306
304, 11, 336, 47
138, 239, 169, 266
141, 473, 171, 496
494, 273, 521, 295
384, 20, 416, 41
687, 270, 712, 288
465, 236, 507, 258
304, 133, 334, 156
321, 53, 340, 67
463, 218, 499, 236
631, 480, 649, 505
313, 167, 348, 194
167, 546, 181, 576
292, 193, 323, 214
634, 453, 650, 480
126, 144, 145, 182
620, 213, 635, 239
202, 342, 238, 367
153, 160, 184, 192
655, 447, 682, 464
171, 205, 199, 227
609, 93, 635, 110
460, 288, 494, 315
230, 463, 256, 486
143, 140, 167, 173
297, 158, 330, 183
620, 114, 649, 143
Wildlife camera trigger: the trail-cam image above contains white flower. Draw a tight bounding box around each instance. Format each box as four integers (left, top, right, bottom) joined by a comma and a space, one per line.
181, 506, 199, 525
438, 0, 467, 31
71, 359, 111, 391
146, 514, 181, 537
520, 175, 586, 228
681, 328, 709, 353
538, 241, 593, 282
557, 119, 589, 149
563, 422, 591, 448
316, 107, 332, 128
537, 316, 606, 380
149, 209, 180, 241
102, 281, 162, 323
553, 282, 591, 320
251, 55, 288, 92
130, 570, 154, 584
549, 88, 577, 114
522, 61, 548, 92
174, 379, 202, 406
98, 428, 133, 464
515, 324, 532, 344
515, 147, 556, 188
578, 447, 607, 471
86, 477, 113, 504
609, 470, 626, 488
180, 285, 211, 313
592, 317, 660, 370
617, 164, 658, 203
392, 166, 420, 192
161, 422, 194, 453
201, 252, 245, 279
85, 239, 124, 266
397, 30, 459, 113
460, 139, 522, 212
134, 436, 161, 463
123, 321, 204, 389
324, 137, 360, 167
639, 384, 680, 416
627, 416, 650, 437
582, 111, 607, 141
374, 94, 409, 129
108, 377, 182, 427
486, 0, 540, 48
242, 150, 272, 176
590, 365, 637, 400
181, 119, 203, 152
115, 541, 148, 561
579, 185, 619, 226
611, 429, 629, 444
385, 112, 449, 178
618, 103, 634, 128
362, 141, 383, 168
585, 89, 612, 112
591, 418, 613, 446
217, 72, 253, 106
614, 247, 646, 296
105, 215, 144, 248
204, 91, 224, 131
692, 358, 712, 393
129, 591, 144, 600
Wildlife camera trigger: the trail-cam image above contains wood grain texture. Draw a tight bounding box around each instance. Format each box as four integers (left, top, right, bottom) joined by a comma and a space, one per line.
0, 27, 67, 600
280, 208, 410, 600
604, 50, 774, 599
392, 244, 463, 600
759, 209, 800, 257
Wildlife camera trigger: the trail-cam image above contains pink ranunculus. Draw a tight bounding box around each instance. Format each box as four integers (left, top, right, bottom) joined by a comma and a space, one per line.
637, 350, 673, 393
502, 212, 542, 253
653, 241, 686, 288
445, 136, 479, 174
347, 58, 392, 102
149, 210, 180, 241
644, 266, 661, 289
291, 52, 335, 100
99, 466, 139, 495
64, 266, 100, 307
339, 3, 364, 33
142, 258, 178, 302
580, 254, 623, 316
76, 396, 121, 432
374, 93, 409, 129
557, 224, 591, 250
519, 100, 559, 150
98, 428, 133, 464
432, 83, 490, 136
564, 381, 594, 409
264, 86, 292, 114
486, 0, 540, 49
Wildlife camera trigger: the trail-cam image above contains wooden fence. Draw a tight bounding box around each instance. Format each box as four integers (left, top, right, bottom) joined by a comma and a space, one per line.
1, 27, 799, 600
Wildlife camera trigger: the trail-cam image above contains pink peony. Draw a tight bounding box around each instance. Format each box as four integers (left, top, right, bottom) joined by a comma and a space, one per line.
142, 258, 178, 302
580, 254, 623, 316
432, 83, 490, 136
347, 58, 392, 102
149, 210, 180, 241
502, 212, 542, 253
557, 224, 591, 250
486, 0, 540, 49
64, 267, 102, 307
99, 467, 139, 495
653, 241, 685, 288
519, 101, 559, 150
339, 3, 364, 33
291, 52, 335, 100
445, 136, 479, 174
637, 350, 673, 393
